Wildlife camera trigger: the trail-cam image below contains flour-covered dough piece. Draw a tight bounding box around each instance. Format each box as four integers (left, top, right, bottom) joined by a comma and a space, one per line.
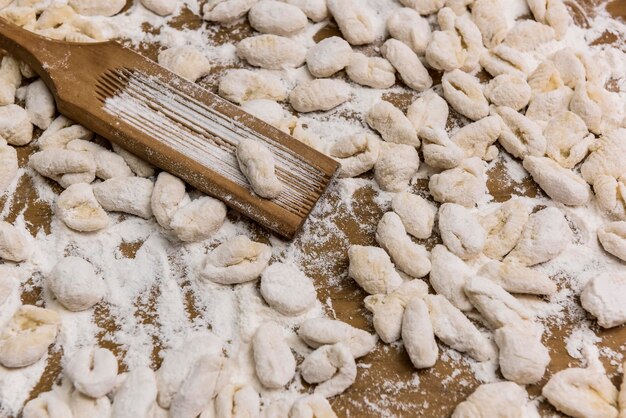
289, 79, 350, 113
345, 53, 396, 89
374, 142, 420, 192
594, 175, 626, 221
289, 395, 338, 418
391, 192, 436, 239
66, 347, 118, 398
110, 144, 155, 178
386, 8, 431, 55
93, 177, 154, 219
422, 133, 464, 170
326, 0, 376, 45
236, 138, 283, 199
442, 70, 489, 121
56, 183, 109, 232
69, 0, 126, 16
407, 91, 448, 135
214, 384, 260, 418
0, 140, 18, 193
253, 322, 296, 388
480, 44, 531, 79
330, 133, 380, 178
484, 74, 531, 111
151, 172, 188, 230
29, 149, 96, 188
203, 0, 257, 23
282, 0, 327, 21
68, 390, 111, 418
170, 196, 227, 242
438, 7, 483, 72
260, 262, 316, 315
523, 156, 590, 206
528, 0, 571, 39
504, 20, 555, 52
464, 276, 531, 328
542, 367, 619, 418
429, 157, 486, 207
348, 245, 402, 294
0, 55, 21, 106
438, 203, 486, 260
429, 245, 473, 311
158, 46, 211, 81
549, 48, 585, 88
493, 106, 547, 159
25, 79, 55, 129
111, 367, 157, 418
525, 85, 573, 124
598, 221, 626, 262
141, 0, 177, 15
66, 139, 133, 180
471, 0, 508, 47
300, 342, 357, 398
219, 69, 287, 104
544, 111, 594, 169
580, 272, 626, 329
481, 200, 531, 260
495, 321, 550, 384
364, 280, 428, 343
48, 256, 105, 311
38, 122, 93, 151
297, 318, 376, 358
581, 129, 626, 186
201, 235, 271, 284
248, 0, 307, 36
238, 35, 306, 70
376, 212, 431, 278
479, 260, 556, 295
23, 391, 72, 418
402, 298, 438, 369
0, 104, 33, 146
306, 36, 352, 78
570, 81, 610, 134
506, 207, 572, 266
528, 60, 564, 95
0, 221, 30, 262
452, 382, 531, 418
366, 101, 419, 147
0, 305, 60, 368
452, 116, 501, 161
381, 39, 432, 92
424, 29, 464, 72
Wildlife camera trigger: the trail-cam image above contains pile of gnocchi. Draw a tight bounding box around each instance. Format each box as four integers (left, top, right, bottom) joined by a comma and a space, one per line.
0, 0, 625, 417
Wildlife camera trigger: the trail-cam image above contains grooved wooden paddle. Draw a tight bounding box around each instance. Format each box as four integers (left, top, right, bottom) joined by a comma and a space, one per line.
0, 18, 339, 239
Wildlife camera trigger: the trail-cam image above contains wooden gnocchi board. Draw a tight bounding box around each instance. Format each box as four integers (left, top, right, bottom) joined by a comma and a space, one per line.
2, 0, 626, 416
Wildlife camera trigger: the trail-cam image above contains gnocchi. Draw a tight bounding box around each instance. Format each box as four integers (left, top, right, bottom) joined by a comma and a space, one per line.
528, 0, 571, 39
391, 192, 436, 239
93, 177, 154, 219
306, 36, 352, 78
525, 86, 573, 124
248, 0, 307, 36
253, 322, 296, 388
402, 297, 438, 369
238, 35, 306, 70
429, 245, 473, 311
219, 69, 288, 104
281, 0, 327, 21
56, 183, 109, 232
495, 321, 550, 384
374, 142, 420, 192
110, 144, 155, 178
111, 367, 158, 418
504, 19, 555, 52
0, 221, 31, 262
366, 101, 419, 147
442, 70, 489, 121
140, 0, 177, 16
297, 318, 376, 358
169, 196, 227, 242
594, 175, 626, 220
580, 272, 626, 328
259, 262, 316, 315
214, 384, 260, 418
544, 111, 594, 169
289, 79, 351, 113
401, 0, 445, 15
428, 157, 487, 207
493, 105, 547, 159
69, 390, 111, 418
300, 342, 357, 398
386, 8, 431, 55
29, 149, 96, 188
438, 203, 486, 260
452, 115, 501, 161
453, 382, 531, 418
203, 0, 257, 23
158, 46, 211, 82
381, 39, 432, 92
581, 129, 626, 186
329, 133, 380, 178
201, 235, 272, 284
66, 139, 133, 180
23, 391, 72, 418
470, 0, 509, 48
326, 0, 376, 45
236, 138, 283, 199
424, 30, 465, 72
0, 55, 21, 106
479, 44, 531, 79
25, 79, 56, 130
48, 256, 105, 311
348, 245, 403, 294
66, 347, 118, 398
345, 53, 396, 89
151, 172, 188, 230
289, 395, 337, 418
0, 104, 33, 146
597, 221, 626, 262
523, 156, 590, 206
479, 259, 556, 295
484, 74, 532, 111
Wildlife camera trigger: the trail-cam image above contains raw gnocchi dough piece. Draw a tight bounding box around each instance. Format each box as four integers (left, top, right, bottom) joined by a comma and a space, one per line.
29, 149, 96, 188
402, 298, 438, 369
214, 384, 260, 418
108, 144, 153, 179
504, 20, 555, 52
201, 235, 272, 285
297, 318, 376, 358
55, 183, 108, 232
69, 390, 111, 418
0, 274, 16, 306
580, 272, 626, 328
581, 129, 626, 186
289, 79, 350, 113
391, 192, 436, 239
484, 74, 531, 111
470, 0, 508, 48
66, 347, 118, 398
326, 0, 376, 46
525, 86, 573, 124
523, 156, 590, 206
464, 275, 531, 329
25, 79, 56, 130
386, 8, 431, 55
289, 395, 338, 418
92, 177, 154, 219
248, 0, 307, 36
34, 4, 75, 28
422, 133, 465, 169
39, 123, 93, 151
594, 175, 626, 221
300, 343, 357, 398
438, 7, 483, 72
569, 81, 607, 134
0, 6, 37, 28
366, 101, 419, 147
345, 53, 396, 89
528, 60, 564, 96
48, 256, 105, 311
69, 0, 126, 16
452, 382, 531, 418
170, 196, 227, 242
111, 367, 157, 418
428, 157, 487, 207
400, 0, 445, 15
542, 367, 619, 418
532, 0, 571, 39
347, 244, 403, 294
376, 212, 431, 278
452, 115, 501, 161
429, 245, 473, 311
238, 34, 306, 70
158, 46, 211, 82
479, 44, 531, 79
0, 221, 31, 262
0, 55, 21, 105
203, 0, 257, 23
424, 29, 465, 72
442, 70, 489, 121
241, 99, 291, 129
407, 90, 448, 134
438, 203, 486, 260
425, 294, 495, 361
364, 280, 428, 343
281, 0, 327, 21
0, 305, 60, 368
151, 172, 188, 230
506, 207, 572, 266
306, 37, 352, 78
141, 0, 177, 16
493, 106, 547, 159
23, 391, 72, 418
66, 139, 133, 180
495, 321, 550, 384
260, 262, 316, 315
479, 259, 556, 295
550, 47, 585, 88
381, 38, 432, 92
253, 322, 296, 388
219, 69, 287, 104
598, 221, 626, 262
236, 138, 283, 199
0, 104, 33, 146
374, 142, 420, 192
544, 111, 594, 169
330, 133, 380, 178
